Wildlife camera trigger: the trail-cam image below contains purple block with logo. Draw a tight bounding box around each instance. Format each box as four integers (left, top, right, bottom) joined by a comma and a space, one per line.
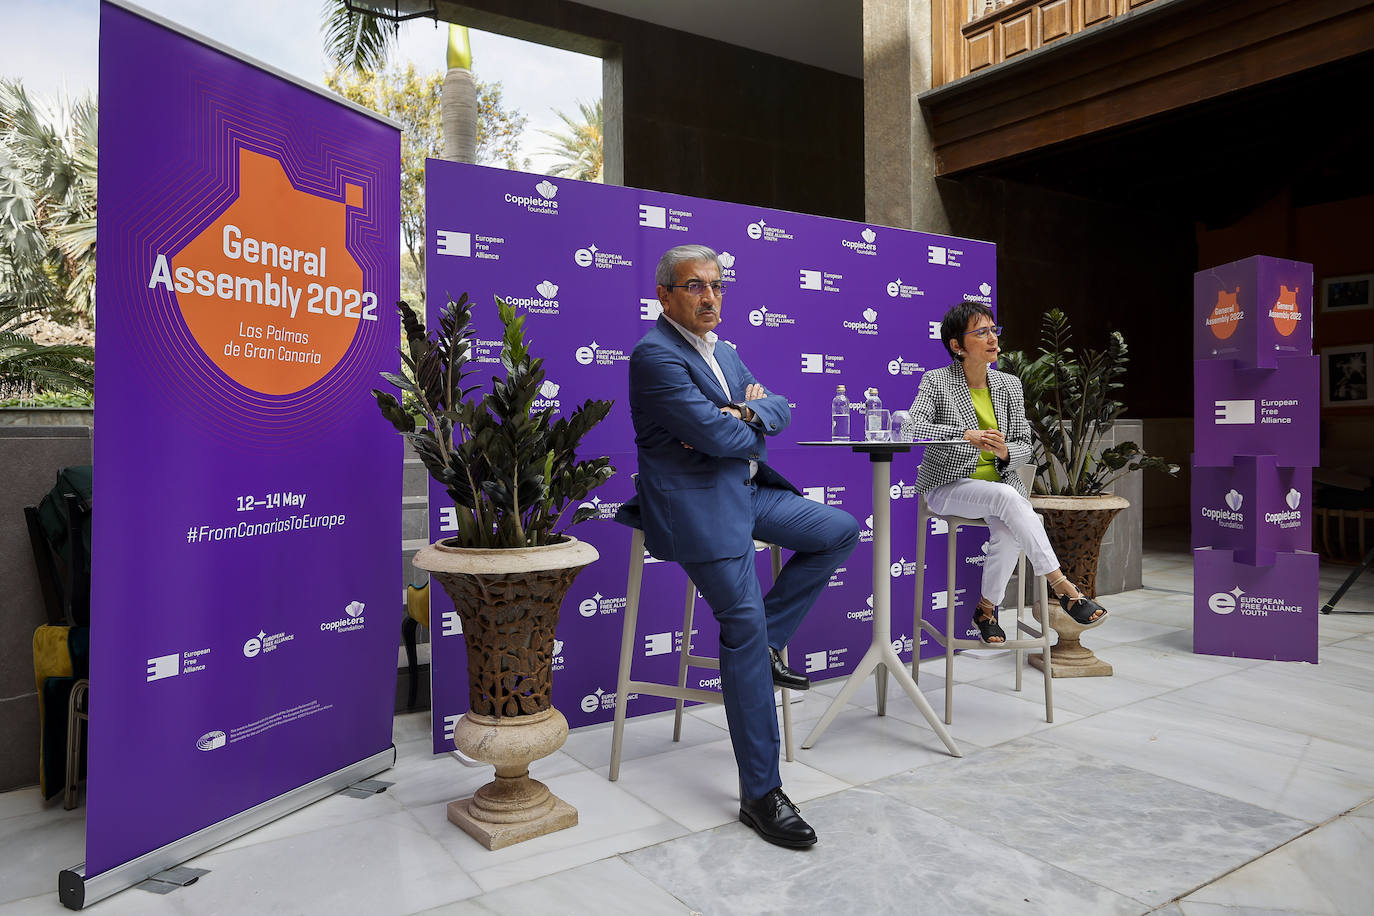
1194, 256, 1313, 368
1193, 548, 1317, 662
423, 160, 997, 751
1193, 357, 1319, 468
1191, 457, 1312, 565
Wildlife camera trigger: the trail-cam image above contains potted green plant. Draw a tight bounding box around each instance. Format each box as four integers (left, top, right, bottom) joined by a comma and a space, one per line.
1000, 309, 1178, 675
373, 292, 614, 850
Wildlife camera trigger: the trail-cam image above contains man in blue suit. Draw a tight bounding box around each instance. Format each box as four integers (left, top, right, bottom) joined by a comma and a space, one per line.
618, 244, 859, 847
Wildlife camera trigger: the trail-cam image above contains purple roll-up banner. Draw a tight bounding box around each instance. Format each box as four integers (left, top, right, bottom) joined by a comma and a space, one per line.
423, 160, 997, 753
1192, 257, 1316, 663
83, 0, 400, 895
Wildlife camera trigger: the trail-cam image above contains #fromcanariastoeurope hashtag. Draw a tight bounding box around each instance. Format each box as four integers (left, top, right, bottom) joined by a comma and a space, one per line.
184, 513, 348, 545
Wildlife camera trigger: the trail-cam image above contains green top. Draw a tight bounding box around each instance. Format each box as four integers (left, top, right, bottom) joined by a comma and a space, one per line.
968, 386, 999, 481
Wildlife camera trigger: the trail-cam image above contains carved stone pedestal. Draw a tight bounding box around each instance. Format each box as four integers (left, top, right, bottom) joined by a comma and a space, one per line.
413, 536, 598, 850
447, 707, 577, 850
1029, 604, 1113, 677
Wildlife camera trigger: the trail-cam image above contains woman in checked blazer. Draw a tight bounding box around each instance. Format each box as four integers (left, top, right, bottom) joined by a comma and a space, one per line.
899, 302, 1107, 643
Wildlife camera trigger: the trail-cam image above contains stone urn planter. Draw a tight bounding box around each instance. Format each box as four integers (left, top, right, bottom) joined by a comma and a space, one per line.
413, 536, 599, 850
1028, 493, 1128, 677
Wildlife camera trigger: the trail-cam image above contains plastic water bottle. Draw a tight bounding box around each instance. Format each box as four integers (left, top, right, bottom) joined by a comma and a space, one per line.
830, 385, 850, 440
864, 387, 885, 441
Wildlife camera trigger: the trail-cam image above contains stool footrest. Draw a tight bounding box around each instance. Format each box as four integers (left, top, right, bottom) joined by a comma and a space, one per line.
919, 619, 1049, 650
624, 681, 721, 706
682, 653, 720, 670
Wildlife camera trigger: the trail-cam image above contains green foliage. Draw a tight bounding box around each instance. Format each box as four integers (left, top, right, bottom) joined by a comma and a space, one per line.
0, 303, 94, 399
999, 309, 1178, 496
0, 79, 97, 326
538, 99, 602, 183
373, 295, 615, 547
327, 64, 528, 305
0, 388, 92, 408
320, 0, 398, 74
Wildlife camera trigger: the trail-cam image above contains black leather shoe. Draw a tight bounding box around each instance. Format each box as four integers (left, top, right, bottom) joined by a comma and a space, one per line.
769, 647, 810, 691
739, 788, 817, 848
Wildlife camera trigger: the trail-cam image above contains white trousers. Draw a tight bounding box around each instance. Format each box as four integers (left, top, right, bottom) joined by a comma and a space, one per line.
924, 477, 1060, 605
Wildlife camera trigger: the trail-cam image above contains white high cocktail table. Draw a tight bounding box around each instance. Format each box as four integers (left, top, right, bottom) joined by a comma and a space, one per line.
795, 440, 962, 756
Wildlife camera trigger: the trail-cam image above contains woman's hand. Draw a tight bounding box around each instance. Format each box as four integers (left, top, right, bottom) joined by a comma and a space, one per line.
964, 428, 1009, 460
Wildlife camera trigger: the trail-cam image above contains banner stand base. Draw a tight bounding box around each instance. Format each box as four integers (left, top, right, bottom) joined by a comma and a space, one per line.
57, 746, 396, 910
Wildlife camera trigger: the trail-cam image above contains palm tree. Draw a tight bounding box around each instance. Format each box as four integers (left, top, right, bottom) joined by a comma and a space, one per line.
0, 79, 98, 325
537, 100, 602, 182
321, 3, 478, 165
320, 0, 399, 74
0, 302, 94, 399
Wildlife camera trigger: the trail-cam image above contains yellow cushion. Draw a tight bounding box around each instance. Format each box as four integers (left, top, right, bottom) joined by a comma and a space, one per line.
406, 582, 430, 629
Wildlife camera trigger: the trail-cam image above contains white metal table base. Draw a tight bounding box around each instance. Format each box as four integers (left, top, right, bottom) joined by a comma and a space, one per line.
798, 443, 961, 756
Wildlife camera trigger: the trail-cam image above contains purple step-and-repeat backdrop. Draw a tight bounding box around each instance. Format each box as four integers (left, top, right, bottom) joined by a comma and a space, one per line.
424, 161, 999, 751
1192, 256, 1317, 661
91, 2, 399, 875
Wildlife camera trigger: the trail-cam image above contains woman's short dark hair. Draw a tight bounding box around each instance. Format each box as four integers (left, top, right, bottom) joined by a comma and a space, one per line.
939, 301, 997, 361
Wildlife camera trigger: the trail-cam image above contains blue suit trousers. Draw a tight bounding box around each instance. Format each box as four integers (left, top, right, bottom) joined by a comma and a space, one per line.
680, 482, 859, 801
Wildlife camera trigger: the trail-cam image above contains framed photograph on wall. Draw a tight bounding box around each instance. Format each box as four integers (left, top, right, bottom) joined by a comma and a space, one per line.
1321, 274, 1374, 312
1322, 344, 1374, 407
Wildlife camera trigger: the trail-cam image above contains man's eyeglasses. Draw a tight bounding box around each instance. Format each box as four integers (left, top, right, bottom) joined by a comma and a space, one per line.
963, 325, 1003, 340
664, 280, 726, 296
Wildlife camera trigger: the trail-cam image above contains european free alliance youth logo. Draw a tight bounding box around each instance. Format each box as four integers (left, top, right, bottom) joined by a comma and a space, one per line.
1208, 586, 1302, 617
243, 627, 294, 658
574, 340, 629, 366
745, 218, 794, 242
748, 305, 796, 329
573, 243, 632, 270
886, 278, 924, 299
887, 355, 924, 376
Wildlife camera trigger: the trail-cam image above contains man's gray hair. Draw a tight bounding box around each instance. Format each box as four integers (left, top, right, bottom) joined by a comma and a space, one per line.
655, 244, 721, 287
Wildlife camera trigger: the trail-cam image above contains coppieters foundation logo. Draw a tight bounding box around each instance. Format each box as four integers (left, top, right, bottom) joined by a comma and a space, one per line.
320, 600, 366, 634
505, 180, 559, 215
1200, 488, 1245, 531
842, 227, 878, 255
503, 281, 560, 315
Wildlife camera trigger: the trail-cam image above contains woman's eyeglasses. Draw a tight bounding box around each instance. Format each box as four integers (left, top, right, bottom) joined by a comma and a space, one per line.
963, 325, 1003, 340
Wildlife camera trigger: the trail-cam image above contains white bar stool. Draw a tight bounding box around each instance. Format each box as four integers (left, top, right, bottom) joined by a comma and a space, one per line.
913, 488, 1054, 725
608, 529, 794, 781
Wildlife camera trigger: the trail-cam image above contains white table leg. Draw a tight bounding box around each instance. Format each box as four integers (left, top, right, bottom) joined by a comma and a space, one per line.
801, 453, 961, 757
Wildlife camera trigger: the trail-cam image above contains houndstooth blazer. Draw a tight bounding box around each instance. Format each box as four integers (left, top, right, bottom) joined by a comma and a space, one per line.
900, 362, 1034, 496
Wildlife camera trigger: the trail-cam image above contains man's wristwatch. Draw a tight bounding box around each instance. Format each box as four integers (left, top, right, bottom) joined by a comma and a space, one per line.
727, 401, 754, 422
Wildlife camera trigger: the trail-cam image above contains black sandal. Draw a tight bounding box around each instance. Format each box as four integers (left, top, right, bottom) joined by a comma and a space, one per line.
971, 605, 1006, 643
1057, 591, 1107, 625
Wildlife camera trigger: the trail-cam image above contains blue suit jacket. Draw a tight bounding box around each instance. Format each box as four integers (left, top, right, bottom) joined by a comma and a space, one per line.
615, 316, 798, 562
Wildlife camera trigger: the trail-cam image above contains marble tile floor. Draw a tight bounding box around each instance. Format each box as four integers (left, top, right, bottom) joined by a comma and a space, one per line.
3, 537, 1374, 915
